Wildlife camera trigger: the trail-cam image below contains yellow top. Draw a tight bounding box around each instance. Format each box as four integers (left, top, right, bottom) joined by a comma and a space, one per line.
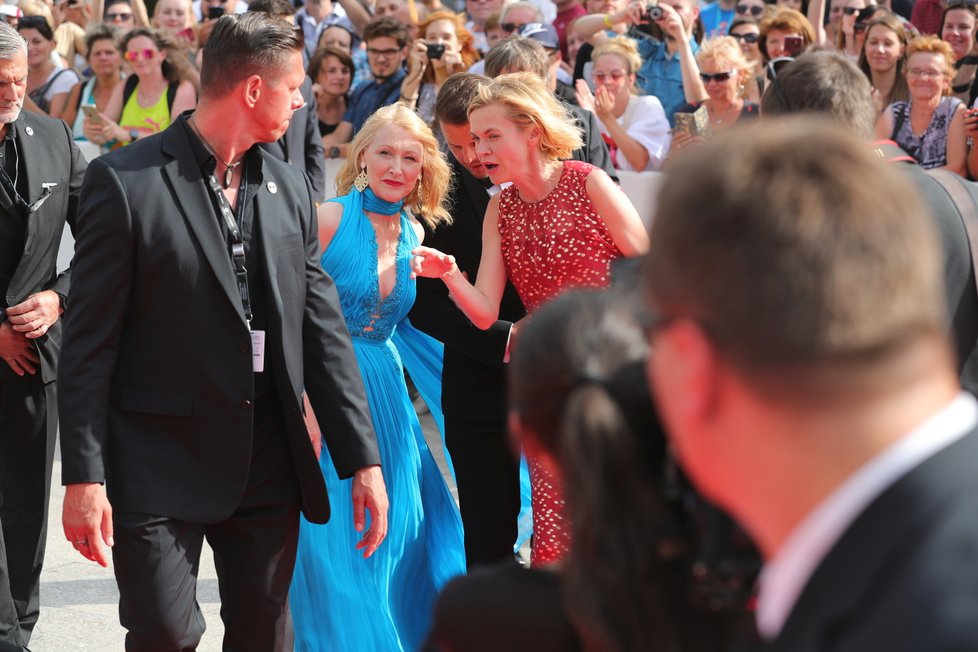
119, 82, 171, 140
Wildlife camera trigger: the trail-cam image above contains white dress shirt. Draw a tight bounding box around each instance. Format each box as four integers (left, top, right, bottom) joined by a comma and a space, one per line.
755, 391, 978, 640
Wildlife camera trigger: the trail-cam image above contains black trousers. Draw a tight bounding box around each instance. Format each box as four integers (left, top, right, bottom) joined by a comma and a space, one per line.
0, 367, 56, 652
445, 416, 520, 568
112, 395, 301, 652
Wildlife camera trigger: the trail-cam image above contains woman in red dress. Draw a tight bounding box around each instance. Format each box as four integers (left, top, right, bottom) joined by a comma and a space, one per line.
412, 72, 648, 565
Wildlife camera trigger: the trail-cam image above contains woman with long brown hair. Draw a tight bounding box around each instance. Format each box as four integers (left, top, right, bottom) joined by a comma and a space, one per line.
858, 12, 910, 112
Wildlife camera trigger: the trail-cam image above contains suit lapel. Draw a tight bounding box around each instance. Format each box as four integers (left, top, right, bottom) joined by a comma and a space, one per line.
160, 124, 247, 325
773, 428, 978, 649
13, 118, 43, 211
255, 169, 285, 327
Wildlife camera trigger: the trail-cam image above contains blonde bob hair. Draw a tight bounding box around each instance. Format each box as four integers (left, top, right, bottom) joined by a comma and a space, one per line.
335, 103, 452, 228
467, 72, 583, 161
697, 36, 753, 89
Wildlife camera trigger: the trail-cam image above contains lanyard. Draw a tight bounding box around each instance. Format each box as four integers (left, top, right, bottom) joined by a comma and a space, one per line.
202, 168, 253, 327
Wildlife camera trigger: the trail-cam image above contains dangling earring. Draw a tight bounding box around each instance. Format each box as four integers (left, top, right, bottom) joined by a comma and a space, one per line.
416, 175, 425, 203
354, 162, 369, 193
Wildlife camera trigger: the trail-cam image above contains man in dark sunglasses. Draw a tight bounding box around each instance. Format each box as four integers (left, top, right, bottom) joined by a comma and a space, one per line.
0, 18, 86, 652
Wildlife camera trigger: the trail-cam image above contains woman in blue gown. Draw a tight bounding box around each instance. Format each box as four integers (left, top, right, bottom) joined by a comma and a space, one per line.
290, 104, 465, 651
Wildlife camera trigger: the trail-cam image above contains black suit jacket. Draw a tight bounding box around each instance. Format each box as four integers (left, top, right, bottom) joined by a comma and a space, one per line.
567, 102, 619, 184
0, 112, 86, 383
259, 77, 327, 203
58, 116, 379, 524
757, 427, 978, 651
410, 157, 526, 421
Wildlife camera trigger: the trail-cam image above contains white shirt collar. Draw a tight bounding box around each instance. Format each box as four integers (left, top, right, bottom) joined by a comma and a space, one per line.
755, 391, 978, 640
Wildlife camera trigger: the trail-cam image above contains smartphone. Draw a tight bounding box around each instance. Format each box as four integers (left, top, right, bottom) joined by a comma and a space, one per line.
783, 35, 805, 57
207, 5, 224, 20
81, 103, 103, 126
425, 43, 445, 60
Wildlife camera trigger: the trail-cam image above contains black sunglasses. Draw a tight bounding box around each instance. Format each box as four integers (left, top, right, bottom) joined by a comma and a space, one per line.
735, 4, 764, 16
731, 31, 759, 43
842, 6, 859, 14
500, 21, 525, 32
700, 70, 737, 82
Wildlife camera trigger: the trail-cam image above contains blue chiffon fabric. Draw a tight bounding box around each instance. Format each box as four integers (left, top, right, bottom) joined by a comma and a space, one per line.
290, 188, 466, 651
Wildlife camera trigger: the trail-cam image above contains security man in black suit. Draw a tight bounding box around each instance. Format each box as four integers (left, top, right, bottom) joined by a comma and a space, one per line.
410, 71, 616, 568
0, 20, 86, 651
58, 14, 386, 650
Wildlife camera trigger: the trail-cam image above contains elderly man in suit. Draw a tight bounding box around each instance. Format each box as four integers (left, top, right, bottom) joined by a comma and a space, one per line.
0, 20, 86, 652
645, 120, 978, 651
58, 13, 387, 651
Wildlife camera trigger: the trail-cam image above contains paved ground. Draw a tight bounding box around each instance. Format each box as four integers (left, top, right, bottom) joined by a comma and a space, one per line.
29, 405, 450, 651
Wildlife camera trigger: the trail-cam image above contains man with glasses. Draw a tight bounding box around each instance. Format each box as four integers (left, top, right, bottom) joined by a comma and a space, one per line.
321, 16, 408, 157
192, 0, 249, 23
0, 19, 86, 652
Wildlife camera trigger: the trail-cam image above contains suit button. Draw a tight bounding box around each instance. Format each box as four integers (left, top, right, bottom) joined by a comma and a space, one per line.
241, 400, 252, 409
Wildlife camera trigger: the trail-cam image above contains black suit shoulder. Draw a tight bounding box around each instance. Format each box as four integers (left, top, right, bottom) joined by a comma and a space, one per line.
769, 427, 978, 652
899, 166, 978, 394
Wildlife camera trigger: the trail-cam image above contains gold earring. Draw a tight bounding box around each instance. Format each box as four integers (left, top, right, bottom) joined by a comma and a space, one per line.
416, 175, 425, 203
354, 163, 369, 192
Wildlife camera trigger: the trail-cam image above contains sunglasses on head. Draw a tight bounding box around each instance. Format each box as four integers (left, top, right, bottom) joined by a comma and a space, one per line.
124, 48, 156, 61
699, 70, 737, 82
735, 4, 764, 16
731, 31, 759, 43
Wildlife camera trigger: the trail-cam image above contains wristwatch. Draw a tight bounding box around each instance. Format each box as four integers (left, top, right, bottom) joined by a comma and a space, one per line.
328, 146, 340, 158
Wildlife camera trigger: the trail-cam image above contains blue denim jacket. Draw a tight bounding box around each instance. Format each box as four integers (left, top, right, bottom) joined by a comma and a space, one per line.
636, 37, 700, 127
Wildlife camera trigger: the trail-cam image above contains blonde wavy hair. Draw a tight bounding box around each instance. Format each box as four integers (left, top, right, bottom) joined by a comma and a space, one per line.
335, 103, 452, 228
417, 10, 480, 84
467, 72, 583, 161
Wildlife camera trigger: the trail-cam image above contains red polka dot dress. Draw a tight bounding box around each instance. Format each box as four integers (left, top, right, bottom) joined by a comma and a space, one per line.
498, 160, 625, 566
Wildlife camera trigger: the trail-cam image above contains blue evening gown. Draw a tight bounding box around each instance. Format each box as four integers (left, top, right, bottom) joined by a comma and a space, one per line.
290, 190, 466, 651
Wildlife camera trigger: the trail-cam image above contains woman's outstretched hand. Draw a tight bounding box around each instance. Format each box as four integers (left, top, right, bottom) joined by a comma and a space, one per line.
411, 246, 457, 279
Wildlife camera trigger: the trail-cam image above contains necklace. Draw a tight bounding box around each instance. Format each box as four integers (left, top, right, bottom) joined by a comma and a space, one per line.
189, 116, 243, 188
711, 102, 741, 126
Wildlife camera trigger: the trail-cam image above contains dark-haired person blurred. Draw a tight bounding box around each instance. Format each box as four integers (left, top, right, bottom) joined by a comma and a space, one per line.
58, 13, 386, 650
648, 114, 978, 652
248, 0, 327, 202
426, 290, 750, 652
763, 50, 978, 393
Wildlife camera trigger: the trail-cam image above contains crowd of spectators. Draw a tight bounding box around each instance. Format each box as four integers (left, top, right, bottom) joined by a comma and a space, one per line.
13, 0, 978, 175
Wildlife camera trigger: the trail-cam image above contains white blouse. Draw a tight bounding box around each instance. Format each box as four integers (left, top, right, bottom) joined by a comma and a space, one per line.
595, 94, 671, 172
